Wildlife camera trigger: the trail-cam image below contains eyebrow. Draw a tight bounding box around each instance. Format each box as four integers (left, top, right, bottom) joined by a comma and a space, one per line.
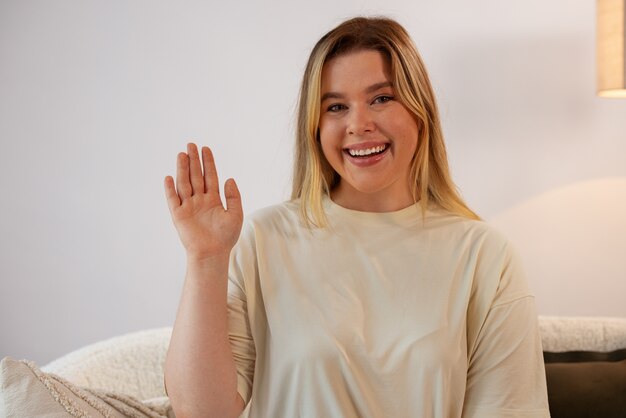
320, 81, 393, 103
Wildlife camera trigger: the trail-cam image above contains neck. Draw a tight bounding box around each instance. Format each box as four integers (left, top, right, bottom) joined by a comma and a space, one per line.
330, 183, 416, 212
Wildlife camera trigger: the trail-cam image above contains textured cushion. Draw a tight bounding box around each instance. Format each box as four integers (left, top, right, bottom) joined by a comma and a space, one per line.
42, 328, 172, 401
0, 357, 173, 418
544, 350, 626, 418
539, 316, 626, 352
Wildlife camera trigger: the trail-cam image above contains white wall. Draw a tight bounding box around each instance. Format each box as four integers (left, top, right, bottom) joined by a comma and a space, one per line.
1, 0, 625, 365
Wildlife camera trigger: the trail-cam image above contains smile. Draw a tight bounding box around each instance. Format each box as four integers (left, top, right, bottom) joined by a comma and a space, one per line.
345, 143, 389, 157
343, 143, 390, 167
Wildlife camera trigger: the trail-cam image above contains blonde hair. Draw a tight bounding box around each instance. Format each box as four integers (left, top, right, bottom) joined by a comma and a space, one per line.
291, 16, 480, 227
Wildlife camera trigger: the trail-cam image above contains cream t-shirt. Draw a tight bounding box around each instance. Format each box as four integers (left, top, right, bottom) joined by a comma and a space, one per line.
227, 197, 550, 418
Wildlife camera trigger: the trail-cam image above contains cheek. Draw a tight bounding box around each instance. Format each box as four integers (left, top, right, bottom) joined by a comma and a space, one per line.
390, 116, 419, 152
318, 133, 333, 162
319, 139, 340, 167
318, 124, 343, 159
319, 115, 345, 139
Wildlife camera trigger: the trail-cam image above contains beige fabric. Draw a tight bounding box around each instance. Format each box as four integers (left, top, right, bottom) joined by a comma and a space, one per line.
539, 316, 626, 352
227, 197, 550, 418
42, 328, 172, 401
0, 357, 173, 418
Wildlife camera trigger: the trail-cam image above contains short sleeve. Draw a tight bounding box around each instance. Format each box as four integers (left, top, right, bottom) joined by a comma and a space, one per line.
463, 236, 551, 418
227, 223, 257, 405
463, 297, 550, 417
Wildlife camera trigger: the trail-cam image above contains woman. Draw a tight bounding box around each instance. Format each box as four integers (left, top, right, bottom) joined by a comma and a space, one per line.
163, 17, 550, 418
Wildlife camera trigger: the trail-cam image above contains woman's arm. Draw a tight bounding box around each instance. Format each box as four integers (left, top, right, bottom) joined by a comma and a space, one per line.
164, 255, 245, 418
162, 143, 245, 418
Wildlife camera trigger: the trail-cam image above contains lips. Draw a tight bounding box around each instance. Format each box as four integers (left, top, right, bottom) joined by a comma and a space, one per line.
343, 141, 390, 152
343, 142, 390, 167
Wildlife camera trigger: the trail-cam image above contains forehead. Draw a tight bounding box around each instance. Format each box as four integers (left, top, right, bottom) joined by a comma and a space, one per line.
321, 49, 392, 91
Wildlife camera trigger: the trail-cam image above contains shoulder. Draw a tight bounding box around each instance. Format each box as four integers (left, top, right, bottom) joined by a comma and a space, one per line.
244, 200, 301, 231
231, 200, 306, 268
442, 215, 532, 306
426, 208, 526, 299
230, 202, 297, 267
426, 207, 513, 259
236, 200, 302, 244
435, 214, 536, 334
246, 200, 299, 223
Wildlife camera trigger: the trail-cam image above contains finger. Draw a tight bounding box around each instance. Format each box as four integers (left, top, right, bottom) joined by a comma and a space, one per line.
202, 146, 220, 197
224, 178, 243, 215
164, 176, 181, 214
176, 152, 192, 200
187, 143, 205, 195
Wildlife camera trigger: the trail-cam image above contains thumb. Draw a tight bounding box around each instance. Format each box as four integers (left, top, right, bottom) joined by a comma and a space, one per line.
224, 178, 243, 215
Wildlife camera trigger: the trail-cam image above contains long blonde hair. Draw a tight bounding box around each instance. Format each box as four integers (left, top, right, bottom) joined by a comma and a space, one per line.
291, 16, 479, 227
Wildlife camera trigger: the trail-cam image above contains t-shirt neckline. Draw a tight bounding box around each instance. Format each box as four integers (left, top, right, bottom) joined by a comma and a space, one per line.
322, 195, 422, 226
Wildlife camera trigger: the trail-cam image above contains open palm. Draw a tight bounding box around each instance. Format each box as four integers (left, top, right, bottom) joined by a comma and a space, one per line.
164, 143, 243, 260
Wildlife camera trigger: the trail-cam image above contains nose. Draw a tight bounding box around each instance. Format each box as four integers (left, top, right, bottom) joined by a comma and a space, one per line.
347, 105, 375, 136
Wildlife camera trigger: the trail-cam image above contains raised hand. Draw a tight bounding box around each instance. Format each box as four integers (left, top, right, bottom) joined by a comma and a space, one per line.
164, 143, 243, 261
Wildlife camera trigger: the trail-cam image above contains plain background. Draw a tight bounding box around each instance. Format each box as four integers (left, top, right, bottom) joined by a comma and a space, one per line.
1, 0, 625, 365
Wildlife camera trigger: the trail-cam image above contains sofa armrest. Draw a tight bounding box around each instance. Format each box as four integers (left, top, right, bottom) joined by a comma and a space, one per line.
539, 315, 626, 352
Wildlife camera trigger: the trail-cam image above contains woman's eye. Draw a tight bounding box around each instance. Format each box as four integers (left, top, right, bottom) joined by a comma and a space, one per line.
373, 95, 393, 104
327, 104, 346, 112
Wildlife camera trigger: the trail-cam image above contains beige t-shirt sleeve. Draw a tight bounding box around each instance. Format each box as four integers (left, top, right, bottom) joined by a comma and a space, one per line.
463, 240, 550, 418
227, 223, 257, 405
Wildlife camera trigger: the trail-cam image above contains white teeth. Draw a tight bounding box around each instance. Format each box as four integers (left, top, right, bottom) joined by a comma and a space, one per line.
348, 144, 387, 157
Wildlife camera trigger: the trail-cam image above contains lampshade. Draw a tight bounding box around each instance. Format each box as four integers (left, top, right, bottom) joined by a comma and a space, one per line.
597, 0, 626, 97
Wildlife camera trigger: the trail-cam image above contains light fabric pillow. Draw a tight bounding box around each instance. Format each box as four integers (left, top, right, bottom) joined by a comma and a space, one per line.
41, 328, 172, 401
0, 357, 174, 418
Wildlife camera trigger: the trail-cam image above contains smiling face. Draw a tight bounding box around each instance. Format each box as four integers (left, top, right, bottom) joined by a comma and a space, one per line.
318, 49, 419, 212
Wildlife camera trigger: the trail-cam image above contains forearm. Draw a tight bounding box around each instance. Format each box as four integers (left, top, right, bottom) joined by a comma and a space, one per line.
164, 255, 244, 418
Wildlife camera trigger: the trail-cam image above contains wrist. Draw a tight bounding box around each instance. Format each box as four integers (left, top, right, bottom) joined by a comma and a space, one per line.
186, 251, 231, 268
